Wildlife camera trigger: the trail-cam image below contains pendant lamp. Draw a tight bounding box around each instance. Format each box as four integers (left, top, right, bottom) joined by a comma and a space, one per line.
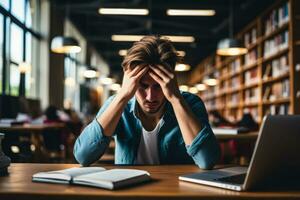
217, 0, 248, 56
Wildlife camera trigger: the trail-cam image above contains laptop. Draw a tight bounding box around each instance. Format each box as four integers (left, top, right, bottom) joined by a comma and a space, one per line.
179, 115, 300, 191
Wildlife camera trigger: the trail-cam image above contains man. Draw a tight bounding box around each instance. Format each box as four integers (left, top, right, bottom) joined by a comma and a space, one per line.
74, 36, 220, 169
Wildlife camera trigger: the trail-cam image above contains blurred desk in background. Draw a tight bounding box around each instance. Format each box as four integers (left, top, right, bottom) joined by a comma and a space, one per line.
0, 123, 66, 162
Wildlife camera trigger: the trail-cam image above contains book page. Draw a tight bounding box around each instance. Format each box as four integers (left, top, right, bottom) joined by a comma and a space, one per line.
33, 167, 106, 182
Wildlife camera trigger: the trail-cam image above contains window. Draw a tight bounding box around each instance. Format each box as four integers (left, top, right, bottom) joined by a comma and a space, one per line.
11, 0, 25, 23
0, 0, 10, 11
0, 14, 3, 92
10, 23, 24, 63
0, 0, 41, 96
10, 63, 19, 96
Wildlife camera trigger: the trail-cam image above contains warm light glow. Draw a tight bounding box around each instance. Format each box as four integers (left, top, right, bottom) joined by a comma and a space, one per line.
217, 47, 248, 56
175, 63, 191, 72
83, 69, 99, 78
203, 78, 218, 86
195, 83, 207, 91
99, 8, 149, 15
11, 146, 20, 153
64, 77, 76, 87
179, 85, 189, 92
189, 86, 198, 94
118, 49, 128, 56
162, 35, 195, 43
112, 35, 195, 43
177, 51, 186, 57
100, 77, 115, 85
51, 46, 81, 54
18, 62, 31, 73
167, 9, 215, 16
110, 83, 121, 91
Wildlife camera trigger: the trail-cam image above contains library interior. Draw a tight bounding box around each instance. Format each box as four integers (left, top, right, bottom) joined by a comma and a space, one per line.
0, 0, 300, 199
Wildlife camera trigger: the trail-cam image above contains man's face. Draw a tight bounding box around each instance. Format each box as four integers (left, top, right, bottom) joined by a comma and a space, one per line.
135, 69, 166, 115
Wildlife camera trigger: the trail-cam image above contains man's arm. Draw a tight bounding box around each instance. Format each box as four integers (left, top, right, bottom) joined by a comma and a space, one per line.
98, 65, 149, 136
74, 65, 149, 166
149, 65, 220, 169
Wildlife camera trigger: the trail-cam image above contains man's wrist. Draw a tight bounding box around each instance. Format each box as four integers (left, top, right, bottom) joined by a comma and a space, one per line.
115, 91, 131, 105
169, 93, 184, 106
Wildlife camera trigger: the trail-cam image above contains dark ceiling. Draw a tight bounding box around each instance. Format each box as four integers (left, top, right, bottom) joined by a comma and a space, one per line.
51, 0, 274, 77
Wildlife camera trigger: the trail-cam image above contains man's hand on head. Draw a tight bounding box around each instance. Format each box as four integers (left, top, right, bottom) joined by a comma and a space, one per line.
148, 64, 181, 103
118, 65, 149, 101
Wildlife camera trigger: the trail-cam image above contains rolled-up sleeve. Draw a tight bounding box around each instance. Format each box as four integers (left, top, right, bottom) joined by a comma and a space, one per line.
73, 96, 119, 166
184, 93, 221, 169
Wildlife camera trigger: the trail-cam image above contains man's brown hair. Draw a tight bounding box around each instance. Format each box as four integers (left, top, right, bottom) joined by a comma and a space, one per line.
122, 35, 180, 70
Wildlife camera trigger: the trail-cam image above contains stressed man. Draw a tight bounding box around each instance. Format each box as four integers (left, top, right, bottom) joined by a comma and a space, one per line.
74, 35, 220, 169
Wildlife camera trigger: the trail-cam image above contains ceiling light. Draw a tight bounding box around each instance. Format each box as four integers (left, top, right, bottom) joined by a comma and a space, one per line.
119, 49, 128, 56
195, 83, 207, 91
217, 38, 248, 56
51, 36, 81, 54
179, 85, 189, 92
189, 87, 198, 94
216, 0, 247, 56
167, 9, 215, 16
18, 62, 31, 73
203, 78, 218, 86
175, 63, 191, 72
83, 69, 99, 79
100, 77, 115, 85
99, 8, 149, 15
112, 35, 195, 43
110, 83, 121, 91
177, 51, 186, 57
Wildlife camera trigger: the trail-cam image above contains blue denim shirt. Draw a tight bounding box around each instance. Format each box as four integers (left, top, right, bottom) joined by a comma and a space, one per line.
74, 92, 220, 169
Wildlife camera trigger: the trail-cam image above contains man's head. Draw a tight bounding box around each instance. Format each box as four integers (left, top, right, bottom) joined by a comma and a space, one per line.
122, 35, 179, 115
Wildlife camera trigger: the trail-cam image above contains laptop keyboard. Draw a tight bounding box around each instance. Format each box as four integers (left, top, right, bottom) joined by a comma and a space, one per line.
215, 173, 246, 185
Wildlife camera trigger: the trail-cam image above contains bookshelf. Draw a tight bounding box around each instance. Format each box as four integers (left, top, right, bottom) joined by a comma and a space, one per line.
189, 0, 300, 124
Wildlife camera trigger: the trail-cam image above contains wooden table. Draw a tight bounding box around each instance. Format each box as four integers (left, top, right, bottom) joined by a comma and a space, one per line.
0, 163, 299, 200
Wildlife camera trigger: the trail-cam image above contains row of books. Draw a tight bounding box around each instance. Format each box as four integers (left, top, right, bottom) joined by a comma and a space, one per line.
228, 93, 240, 106
244, 49, 258, 66
244, 87, 259, 104
265, 104, 289, 115
244, 28, 257, 47
229, 77, 240, 90
263, 79, 290, 101
264, 30, 289, 58
263, 55, 289, 80
264, 1, 289, 36
229, 59, 242, 75
244, 68, 259, 86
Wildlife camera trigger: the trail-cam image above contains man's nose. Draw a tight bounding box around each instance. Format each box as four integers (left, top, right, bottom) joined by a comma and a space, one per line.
146, 87, 156, 101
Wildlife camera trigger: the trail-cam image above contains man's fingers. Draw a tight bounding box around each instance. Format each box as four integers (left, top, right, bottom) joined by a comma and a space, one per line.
149, 66, 169, 82
149, 70, 164, 85
157, 65, 174, 79
128, 65, 142, 77
135, 67, 149, 79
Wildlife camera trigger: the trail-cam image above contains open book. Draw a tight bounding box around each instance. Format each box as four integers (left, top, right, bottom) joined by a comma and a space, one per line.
32, 167, 151, 190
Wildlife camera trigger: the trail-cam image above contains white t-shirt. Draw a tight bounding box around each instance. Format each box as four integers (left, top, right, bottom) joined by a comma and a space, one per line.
135, 119, 162, 165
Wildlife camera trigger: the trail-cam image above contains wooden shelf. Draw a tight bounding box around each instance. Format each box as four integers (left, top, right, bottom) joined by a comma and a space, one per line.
243, 102, 259, 107
263, 98, 290, 105
262, 47, 289, 64
262, 72, 290, 84
189, 0, 299, 121
243, 82, 260, 90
